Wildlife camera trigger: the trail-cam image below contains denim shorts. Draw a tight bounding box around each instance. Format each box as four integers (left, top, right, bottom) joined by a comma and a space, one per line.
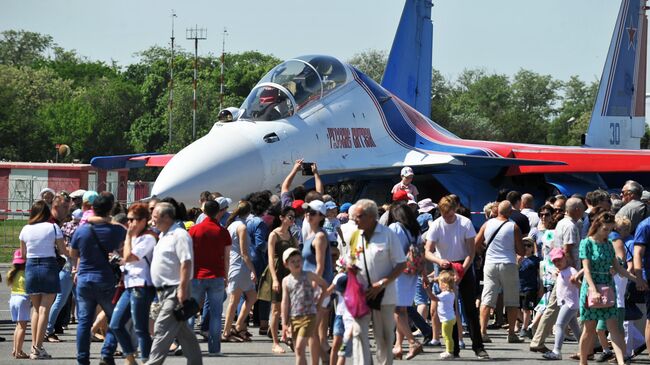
414, 276, 430, 305
25, 257, 61, 294
9, 294, 30, 321
333, 314, 345, 337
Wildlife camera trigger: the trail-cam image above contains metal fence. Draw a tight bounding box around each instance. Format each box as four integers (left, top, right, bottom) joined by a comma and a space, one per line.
0, 179, 154, 262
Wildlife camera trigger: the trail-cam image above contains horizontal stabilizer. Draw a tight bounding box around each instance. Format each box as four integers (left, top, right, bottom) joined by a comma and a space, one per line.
90, 153, 174, 169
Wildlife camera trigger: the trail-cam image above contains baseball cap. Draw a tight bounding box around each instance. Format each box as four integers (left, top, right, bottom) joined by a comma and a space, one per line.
339, 202, 352, 213
72, 209, 83, 221
642, 190, 650, 202
303, 200, 327, 215
12, 249, 25, 265
418, 198, 436, 213
282, 247, 301, 264
70, 189, 86, 199
400, 166, 414, 177
215, 196, 232, 210
291, 199, 305, 215
39, 188, 55, 198
325, 201, 338, 211
550, 247, 565, 262
82, 190, 99, 204
392, 190, 411, 202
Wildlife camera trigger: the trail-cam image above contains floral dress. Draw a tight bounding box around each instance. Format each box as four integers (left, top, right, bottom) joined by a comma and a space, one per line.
579, 237, 618, 321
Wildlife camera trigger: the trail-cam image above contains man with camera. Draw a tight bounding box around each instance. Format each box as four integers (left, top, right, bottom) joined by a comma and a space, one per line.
147, 202, 202, 365
70, 192, 126, 365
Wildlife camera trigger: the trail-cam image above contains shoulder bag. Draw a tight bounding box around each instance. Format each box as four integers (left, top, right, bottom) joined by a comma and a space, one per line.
89, 225, 122, 285
53, 224, 66, 271
361, 233, 384, 310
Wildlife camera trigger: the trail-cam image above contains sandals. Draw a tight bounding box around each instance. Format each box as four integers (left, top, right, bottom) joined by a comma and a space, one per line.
284, 337, 295, 352
13, 350, 29, 359
393, 348, 403, 360
45, 333, 62, 343
406, 342, 423, 360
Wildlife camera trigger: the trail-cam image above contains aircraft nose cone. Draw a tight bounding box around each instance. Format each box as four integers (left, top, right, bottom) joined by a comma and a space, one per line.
151, 128, 264, 205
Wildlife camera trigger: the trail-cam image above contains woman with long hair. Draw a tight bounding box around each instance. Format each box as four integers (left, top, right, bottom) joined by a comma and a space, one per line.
259, 206, 298, 353
19, 200, 67, 359
578, 212, 646, 365
109, 203, 157, 365
222, 201, 258, 341
387, 203, 424, 360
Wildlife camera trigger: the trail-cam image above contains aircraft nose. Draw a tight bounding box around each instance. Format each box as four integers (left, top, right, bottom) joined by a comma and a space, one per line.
151, 128, 264, 204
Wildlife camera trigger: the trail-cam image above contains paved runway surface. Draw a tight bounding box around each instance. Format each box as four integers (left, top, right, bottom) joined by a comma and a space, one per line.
0, 268, 647, 365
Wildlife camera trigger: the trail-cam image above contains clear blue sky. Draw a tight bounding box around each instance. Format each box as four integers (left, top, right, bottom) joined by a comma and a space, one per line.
1, 0, 633, 86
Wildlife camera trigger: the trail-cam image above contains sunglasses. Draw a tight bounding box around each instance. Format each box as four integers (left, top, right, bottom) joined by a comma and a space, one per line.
539, 212, 551, 217
127, 217, 143, 222
601, 213, 615, 223
305, 208, 321, 216
285, 215, 296, 220
554, 208, 565, 213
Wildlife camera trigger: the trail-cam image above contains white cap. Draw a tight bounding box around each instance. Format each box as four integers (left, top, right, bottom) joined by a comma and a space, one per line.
70, 189, 86, 199
215, 197, 232, 210
401, 166, 414, 177
282, 247, 301, 264
303, 200, 327, 216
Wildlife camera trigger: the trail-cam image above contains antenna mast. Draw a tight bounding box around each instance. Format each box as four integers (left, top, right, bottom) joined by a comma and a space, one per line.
220, 28, 228, 111
168, 10, 177, 145
186, 25, 207, 141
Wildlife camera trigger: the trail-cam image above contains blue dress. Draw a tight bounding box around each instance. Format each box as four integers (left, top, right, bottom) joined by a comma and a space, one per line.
389, 222, 418, 307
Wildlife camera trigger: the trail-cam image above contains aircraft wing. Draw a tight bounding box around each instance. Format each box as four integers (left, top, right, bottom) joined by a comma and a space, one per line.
505, 147, 650, 175
90, 153, 175, 169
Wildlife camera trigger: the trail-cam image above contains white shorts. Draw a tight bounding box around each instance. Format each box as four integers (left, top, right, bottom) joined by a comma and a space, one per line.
10, 294, 31, 322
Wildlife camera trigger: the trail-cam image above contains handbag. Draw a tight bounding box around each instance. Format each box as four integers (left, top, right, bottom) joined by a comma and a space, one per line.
344, 268, 370, 318
52, 224, 66, 271
586, 284, 615, 308
89, 225, 122, 284
173, 297, 200, 321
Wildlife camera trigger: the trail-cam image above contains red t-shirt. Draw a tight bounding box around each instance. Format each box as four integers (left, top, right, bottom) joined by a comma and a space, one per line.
189, 217, 232, 279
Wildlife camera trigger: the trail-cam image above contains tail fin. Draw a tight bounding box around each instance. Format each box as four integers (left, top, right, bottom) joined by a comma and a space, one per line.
381, 0, 433, 117
584, 0, 648, 149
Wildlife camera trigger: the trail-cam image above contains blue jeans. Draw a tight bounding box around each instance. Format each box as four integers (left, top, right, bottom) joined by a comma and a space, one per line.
76, 280, 118, 365
47, 269, 73, 335
109, 286, 155, 359
191, 278, 225, 353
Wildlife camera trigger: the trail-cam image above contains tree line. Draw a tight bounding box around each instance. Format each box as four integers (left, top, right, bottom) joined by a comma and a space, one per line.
2, 30, 643, 175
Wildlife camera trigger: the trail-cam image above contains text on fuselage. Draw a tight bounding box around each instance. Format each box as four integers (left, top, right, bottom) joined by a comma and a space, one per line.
327, 128, 377, 149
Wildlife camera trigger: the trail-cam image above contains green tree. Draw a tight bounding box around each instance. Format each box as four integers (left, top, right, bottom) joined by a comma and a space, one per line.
0, 30, 53, 66
347, 49, 387, 83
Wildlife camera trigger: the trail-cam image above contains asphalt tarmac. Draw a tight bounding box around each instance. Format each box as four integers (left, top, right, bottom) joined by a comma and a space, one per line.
0, 268, 644, 365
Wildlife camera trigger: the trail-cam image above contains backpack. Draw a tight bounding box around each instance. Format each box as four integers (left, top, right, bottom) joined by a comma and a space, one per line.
403, 226, 425, 275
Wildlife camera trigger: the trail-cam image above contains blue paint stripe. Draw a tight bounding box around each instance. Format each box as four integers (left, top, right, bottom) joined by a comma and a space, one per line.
352, 68, 488, 156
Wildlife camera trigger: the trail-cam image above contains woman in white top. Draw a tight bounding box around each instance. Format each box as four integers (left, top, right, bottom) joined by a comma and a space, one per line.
109, 203, 157, 364
19, 200, 66, 359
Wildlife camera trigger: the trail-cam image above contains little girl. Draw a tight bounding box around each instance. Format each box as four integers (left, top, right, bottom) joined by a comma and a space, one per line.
281, 247, 331, 365
437, 270, 457, 359
8, 249, 29, 359
542, 247, 581, 360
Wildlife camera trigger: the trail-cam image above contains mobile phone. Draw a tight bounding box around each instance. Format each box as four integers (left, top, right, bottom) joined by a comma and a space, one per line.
301, 162, 314, 176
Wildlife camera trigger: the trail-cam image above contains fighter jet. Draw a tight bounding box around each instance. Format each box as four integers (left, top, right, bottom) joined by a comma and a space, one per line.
93, 0, 650, 215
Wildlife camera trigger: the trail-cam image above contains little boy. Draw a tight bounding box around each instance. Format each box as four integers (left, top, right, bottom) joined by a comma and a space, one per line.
282, 248, 331, 365
518, 237, 541, 338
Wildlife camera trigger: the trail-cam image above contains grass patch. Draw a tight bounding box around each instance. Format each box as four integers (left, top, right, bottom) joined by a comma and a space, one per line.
0, 219, 27, 263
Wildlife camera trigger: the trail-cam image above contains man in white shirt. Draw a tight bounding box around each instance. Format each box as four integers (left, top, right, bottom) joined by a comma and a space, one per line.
425, 195, 489, 359
349, 199, 406, 365
554, 197, 584, 270
146, 202, 202, 365
520, 193, 540, 229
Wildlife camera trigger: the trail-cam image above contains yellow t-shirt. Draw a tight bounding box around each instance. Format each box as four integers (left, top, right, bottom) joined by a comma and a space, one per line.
10, 270, 26, 295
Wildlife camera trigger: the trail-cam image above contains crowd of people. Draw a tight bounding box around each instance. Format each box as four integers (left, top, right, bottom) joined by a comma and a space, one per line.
6, 162, 650, 365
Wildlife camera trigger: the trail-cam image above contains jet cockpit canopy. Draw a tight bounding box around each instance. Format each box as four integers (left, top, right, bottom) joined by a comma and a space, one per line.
239, 55, 349, 121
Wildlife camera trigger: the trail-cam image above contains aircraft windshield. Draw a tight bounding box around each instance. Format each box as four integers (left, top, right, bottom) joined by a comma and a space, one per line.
239, 85, 295, 122
258, 55, 348, 110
